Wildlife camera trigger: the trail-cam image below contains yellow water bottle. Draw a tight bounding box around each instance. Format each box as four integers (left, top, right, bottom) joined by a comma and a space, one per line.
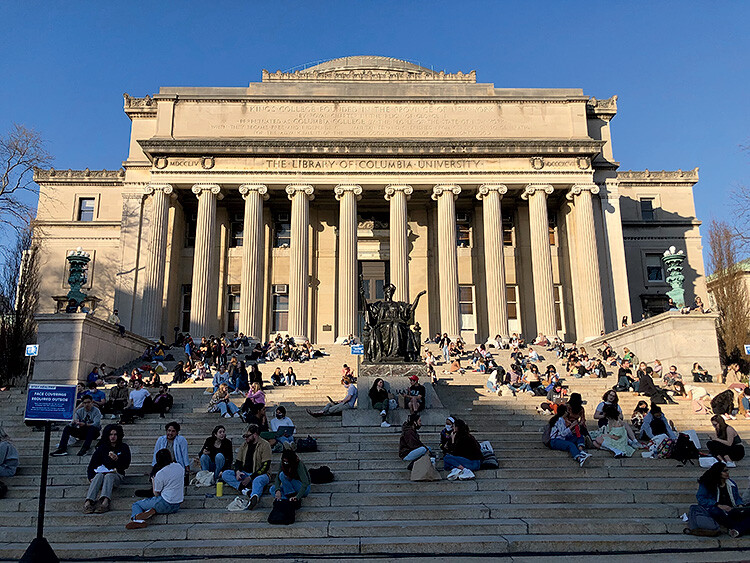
216, 481, 223, 497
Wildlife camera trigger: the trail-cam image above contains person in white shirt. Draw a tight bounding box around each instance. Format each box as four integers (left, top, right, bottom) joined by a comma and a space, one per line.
120, 380, 152, 423
268, 406, 295, 446
126, 449, 183, 529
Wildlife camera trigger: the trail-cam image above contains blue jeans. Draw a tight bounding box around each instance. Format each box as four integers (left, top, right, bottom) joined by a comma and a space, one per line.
217, 402, 239, 416
270, 472, 311, 500
285, 374, 297, 385
443, 454, 481, 471
221, 470, 270, 498
549, 436, 585, 458
130, 495, 181, 519
200, 453, 226, 480
403, 446, 429, 462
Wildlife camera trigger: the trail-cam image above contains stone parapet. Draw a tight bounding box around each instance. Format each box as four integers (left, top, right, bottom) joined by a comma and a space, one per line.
586, 311, 721, 376
34, 313, 153, 385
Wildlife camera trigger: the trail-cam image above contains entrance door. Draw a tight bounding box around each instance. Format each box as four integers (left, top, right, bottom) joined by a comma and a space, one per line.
358, 261, 389, 337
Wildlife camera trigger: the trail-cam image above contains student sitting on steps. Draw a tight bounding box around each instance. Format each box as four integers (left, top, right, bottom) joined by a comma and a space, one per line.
126, 448, 184, 529
399, 413, 430, 467
220, 424, 272, 510
543, 404, 592, 467
443, 418, 482, 480
307, 376, 358, 417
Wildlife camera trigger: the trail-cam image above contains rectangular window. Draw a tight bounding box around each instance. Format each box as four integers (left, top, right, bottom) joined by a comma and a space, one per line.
77, 198, 95, 221
227, 284, 240, 332
502, 212, 514, 246
645, 253, 665, 282
506, 285, 518, 320
184, 213, 197, 248
180, 284, 192, 332
272, 294, 289, 332
640, 198, 655, 221
230, 213, 243, 248
456, 213, 471, 248
553, 285, 563, 332
548, 213, 557, 246
274, 214, 291, 248
458, 285, 475, 330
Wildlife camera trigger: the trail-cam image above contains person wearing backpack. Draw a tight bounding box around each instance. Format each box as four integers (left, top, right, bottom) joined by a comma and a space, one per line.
696, 462, 750, 537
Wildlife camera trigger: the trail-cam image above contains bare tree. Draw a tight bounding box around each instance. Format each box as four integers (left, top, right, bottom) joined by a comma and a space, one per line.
0, 124, 52, 230
0, 225, 40, 387
707, 219, 750, 364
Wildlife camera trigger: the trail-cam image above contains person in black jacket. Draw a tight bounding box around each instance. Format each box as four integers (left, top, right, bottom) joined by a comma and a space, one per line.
152, 384, 174, 418
443, 418, 482, 481
84, 424, 131, 514
198, 425, 233, 481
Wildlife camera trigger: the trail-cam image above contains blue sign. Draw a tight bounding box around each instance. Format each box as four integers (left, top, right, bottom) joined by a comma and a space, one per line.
350, 344, 364, 355
25, 344, 39, 357
24, 384, 77, 423
745, 344, 750, 356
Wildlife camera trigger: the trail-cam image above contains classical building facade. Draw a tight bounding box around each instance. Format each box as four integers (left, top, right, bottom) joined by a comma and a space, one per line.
33, 56, 707, 344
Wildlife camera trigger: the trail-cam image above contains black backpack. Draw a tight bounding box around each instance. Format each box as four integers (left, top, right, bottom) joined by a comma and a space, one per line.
296, 436, 318, 452
309, 465, 335, 484
670, 433, 700, 464
267, 498, 297, 525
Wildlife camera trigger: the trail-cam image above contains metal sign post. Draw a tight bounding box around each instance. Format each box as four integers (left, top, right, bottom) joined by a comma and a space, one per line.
20, 384, 76, 563
24, 345, 38, 386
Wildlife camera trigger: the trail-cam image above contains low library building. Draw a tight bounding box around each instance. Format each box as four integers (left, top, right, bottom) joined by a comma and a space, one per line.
33, 56, 707, 344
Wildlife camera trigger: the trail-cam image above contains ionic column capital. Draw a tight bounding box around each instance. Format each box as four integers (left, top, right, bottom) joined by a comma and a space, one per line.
431, 184, 462, 201
384, 184, 413, 201
566, 183, 600, 201
476, 184, 508, 201
191, 183, 223, 200
521, 184, 554, 200
143, 183, 173, 196
239, 183, 269, 201
334, 184, 363, 201
286, 184, 315, 201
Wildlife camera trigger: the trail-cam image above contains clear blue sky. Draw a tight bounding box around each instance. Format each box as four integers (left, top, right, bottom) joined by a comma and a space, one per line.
0, 1, 747, 235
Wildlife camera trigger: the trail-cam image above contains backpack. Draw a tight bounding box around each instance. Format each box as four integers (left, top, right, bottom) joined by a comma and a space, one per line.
309, 466, 335, 484
670, 433, 700, 464
296, 436, 318, 452
683, 504, 720, 536
267, 498, 297, 525
479, 440, 499, 469
542, 425, 552, 448
655, 437, 675, 459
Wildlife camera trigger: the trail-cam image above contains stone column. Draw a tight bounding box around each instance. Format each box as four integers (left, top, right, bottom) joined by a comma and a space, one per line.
600, 179, 632, 328
286, 185, 315, 342
432, 184, 462, 339
238, 184, 268, 341
189, 184, 222, 338
384, 185, 413, 302
335, 185, 362, 343
521, 184, 557, 337
477, 184, 510, 339
140, 184, 173, 340
567, 184, 605, 339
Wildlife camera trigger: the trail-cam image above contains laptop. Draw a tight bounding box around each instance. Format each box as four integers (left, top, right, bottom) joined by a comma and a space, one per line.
275, 426, 295, 438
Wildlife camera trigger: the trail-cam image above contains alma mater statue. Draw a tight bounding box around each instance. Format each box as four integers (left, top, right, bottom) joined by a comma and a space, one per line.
359, 280, 426, 363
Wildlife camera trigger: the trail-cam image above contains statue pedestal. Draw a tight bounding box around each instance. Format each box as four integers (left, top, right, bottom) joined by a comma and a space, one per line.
343, 363, 449, 427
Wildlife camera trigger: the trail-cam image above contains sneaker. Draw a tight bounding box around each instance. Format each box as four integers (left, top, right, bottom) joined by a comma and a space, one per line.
50, 449, 68, 457
233, 412, 241, 418
125, 520, 147, 530
380, 421, 391, 428
134, 508, 156, 521
223, 413, 232, 418
447, 468, 461, 481
83, 499, 95, 514
729, 528, 740, 538
380, 409, 386, 416
248, 494, 259, 510
458, 468, 475, 480
578, 452, 592, 467
77, 447, 89, 456
241, 488, 251, 496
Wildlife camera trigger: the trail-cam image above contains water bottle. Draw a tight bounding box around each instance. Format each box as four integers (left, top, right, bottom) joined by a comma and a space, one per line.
216, 481, 223, 497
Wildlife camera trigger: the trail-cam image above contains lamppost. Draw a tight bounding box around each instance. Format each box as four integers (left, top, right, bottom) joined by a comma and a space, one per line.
662, 246, 686, 308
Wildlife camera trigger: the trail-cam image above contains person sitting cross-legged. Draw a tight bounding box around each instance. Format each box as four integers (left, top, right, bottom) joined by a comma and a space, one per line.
270, 450, 310, 503
696, 461, 750, 538
126, 448, 184, 529
443, 418, 483, 480
51, 394, 102, 457
307, 376, 358, 417
84, 424, 131, 514
208, 383, 241, 419
399, 413, 430, 468
220, 424, 272, 510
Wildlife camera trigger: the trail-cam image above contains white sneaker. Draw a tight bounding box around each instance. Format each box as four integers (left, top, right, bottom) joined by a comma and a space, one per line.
380, 409, 386, 416
380, 421, 391, 428
233, 412, 241, 418
578, 452, 592, 467
223, 413, 232, 418
458, 468, 475, 480
447, 468, 461, 481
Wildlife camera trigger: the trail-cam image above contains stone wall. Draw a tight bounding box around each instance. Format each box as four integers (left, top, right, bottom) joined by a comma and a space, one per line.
34, 313, 153, 385
586, 311, 721, 376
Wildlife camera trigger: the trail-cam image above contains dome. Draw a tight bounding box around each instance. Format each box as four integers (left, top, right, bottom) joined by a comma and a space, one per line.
302, 56, 436, 75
